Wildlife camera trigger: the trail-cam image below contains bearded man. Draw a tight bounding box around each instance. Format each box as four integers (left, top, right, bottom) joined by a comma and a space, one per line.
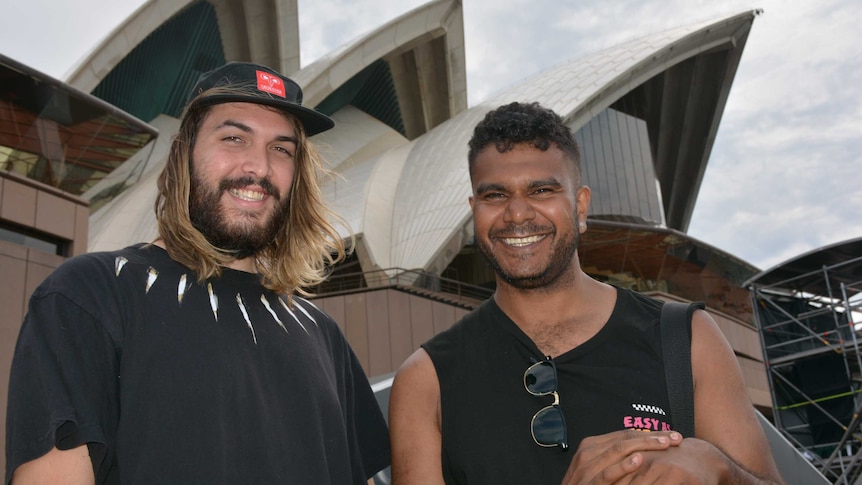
6, 62, 390, 484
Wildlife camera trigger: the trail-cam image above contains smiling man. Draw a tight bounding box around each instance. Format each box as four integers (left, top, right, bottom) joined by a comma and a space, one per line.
389, 102, 784, 484
5, 63, 390, 484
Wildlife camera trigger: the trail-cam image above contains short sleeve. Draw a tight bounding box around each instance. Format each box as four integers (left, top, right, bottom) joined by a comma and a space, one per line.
343, 342, 391, 479
5, 290, 120, 483
302, 300, 391, 480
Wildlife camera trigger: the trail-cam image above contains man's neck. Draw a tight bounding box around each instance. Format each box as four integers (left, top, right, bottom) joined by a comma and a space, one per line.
152, 239, 259, 274
493, 269, 616, 357
224, 256, 258, 273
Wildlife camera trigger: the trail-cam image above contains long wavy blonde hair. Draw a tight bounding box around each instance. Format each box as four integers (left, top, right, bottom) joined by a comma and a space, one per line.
155, 87, 351, 296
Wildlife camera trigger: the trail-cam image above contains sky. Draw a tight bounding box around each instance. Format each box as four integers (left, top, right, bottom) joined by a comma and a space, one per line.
1, 0, 859, 272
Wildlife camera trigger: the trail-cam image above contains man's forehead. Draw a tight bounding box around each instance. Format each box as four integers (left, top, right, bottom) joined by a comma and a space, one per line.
472, 146, 578, 185
474, 144, 572, 169
204, 102, 298, 123
199, 102, 299, 133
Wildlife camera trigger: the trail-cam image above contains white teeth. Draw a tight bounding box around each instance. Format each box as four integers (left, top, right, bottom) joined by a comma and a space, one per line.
230, 188, 265, 201
502, 235, 545, 247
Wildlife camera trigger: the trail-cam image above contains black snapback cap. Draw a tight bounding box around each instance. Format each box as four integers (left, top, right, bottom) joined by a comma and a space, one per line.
189, 62, 334, 136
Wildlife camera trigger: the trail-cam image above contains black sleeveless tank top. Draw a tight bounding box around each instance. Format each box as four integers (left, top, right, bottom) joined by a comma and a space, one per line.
422, 287, 673, 484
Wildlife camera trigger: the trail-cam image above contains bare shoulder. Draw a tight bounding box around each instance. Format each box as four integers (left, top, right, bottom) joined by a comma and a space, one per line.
689, 309, 752, 394
391, 348, 441, 410
394, 347, 438, 385
389, 348, 445, 484
690, 309, 784, 482
689, 308, 751, 415
390, 348, 440, 426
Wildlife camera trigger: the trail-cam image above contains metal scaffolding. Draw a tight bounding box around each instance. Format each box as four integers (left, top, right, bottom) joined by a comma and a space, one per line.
747, 238, 862, 484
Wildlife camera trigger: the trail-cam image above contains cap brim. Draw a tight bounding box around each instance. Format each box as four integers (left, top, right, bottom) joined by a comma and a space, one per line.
192, 94, 335, 136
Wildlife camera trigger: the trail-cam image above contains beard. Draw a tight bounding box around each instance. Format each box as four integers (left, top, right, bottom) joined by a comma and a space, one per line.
189, 170, 291, 260
476, 220, 579, 290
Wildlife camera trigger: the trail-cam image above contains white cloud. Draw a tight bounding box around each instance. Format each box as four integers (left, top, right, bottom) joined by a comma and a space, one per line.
298, 0, 427, 66
688, 0, 862, 268
0, 0, 145, 79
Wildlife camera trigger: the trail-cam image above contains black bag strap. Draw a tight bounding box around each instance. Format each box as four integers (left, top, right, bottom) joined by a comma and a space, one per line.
661, 300, 705, 438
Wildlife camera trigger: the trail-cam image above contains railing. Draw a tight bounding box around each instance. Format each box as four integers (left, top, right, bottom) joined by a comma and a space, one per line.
309, 267, 493, 305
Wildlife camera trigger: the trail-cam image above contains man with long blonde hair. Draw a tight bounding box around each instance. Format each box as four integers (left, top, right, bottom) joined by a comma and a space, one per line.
6, 62, 390, 484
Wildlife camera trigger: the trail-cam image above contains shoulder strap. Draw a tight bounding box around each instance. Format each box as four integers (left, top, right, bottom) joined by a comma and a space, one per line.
661, 300, 705, 438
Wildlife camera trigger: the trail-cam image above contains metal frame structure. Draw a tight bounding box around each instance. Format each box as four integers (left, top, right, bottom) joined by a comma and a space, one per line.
747, 239, 862, 484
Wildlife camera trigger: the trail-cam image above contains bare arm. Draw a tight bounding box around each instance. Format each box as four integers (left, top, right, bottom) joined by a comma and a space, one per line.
389, 348, 445, 485
10, 445, 94, 485
687, 309, 784, 483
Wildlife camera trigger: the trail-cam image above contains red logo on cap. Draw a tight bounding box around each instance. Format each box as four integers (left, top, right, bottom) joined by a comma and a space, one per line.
256, 70, 286, 98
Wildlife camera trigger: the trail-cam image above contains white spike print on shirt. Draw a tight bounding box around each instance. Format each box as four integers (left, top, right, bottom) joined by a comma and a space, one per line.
115, 256, 128, 277
177, 274, 191, 304
145, 267, 158, 294
261, 294, 289, 335
114, 256, 319, 344
207, 283, 218, 321
236, 294, 257, 344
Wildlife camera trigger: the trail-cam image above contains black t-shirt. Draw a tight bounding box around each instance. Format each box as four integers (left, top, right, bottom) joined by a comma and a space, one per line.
423, 287, 672, 484
6, 244, 390, 484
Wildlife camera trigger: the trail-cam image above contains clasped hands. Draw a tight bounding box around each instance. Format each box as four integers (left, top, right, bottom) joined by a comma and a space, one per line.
560, 429, 730, 485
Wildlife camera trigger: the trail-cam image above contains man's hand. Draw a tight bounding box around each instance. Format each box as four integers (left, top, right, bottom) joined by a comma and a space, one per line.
614, 437, 727, 484
561, 433, 783, 485
560, 430, 683, 484
626, 437, 784, 485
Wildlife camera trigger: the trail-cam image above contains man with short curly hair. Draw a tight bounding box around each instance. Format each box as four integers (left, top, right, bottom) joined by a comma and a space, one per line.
390, 101, 784, 484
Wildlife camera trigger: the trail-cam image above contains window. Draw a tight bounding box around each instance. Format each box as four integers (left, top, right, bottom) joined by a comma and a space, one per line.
0, 223, 68, 256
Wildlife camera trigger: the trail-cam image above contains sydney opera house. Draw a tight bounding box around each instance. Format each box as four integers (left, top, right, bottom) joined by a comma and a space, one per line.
2, 0, 855, 482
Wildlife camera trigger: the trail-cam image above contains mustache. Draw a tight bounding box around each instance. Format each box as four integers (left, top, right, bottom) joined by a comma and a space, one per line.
489, 223, 553, 239
218, 176, 281, 200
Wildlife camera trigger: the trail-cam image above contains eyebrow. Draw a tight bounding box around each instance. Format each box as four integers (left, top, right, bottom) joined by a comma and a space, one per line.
218, 119, 299, 144
475, 178, 562, 194
474, 182, 506, 195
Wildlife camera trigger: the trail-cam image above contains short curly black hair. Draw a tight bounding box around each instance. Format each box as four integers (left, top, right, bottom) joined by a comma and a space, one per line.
467, 101, 581, 178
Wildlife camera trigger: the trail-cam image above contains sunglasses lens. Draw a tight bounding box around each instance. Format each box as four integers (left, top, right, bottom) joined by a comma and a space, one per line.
532, 406, 566, 446
525, 361, 556, 395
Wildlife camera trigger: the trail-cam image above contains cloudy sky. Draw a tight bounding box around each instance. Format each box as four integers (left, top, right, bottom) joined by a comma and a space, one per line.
1, 0, 859, 271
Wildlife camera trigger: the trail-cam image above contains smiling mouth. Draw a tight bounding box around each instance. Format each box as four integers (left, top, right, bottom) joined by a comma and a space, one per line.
229, 188, 266, 202
500, 234, 546, 247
